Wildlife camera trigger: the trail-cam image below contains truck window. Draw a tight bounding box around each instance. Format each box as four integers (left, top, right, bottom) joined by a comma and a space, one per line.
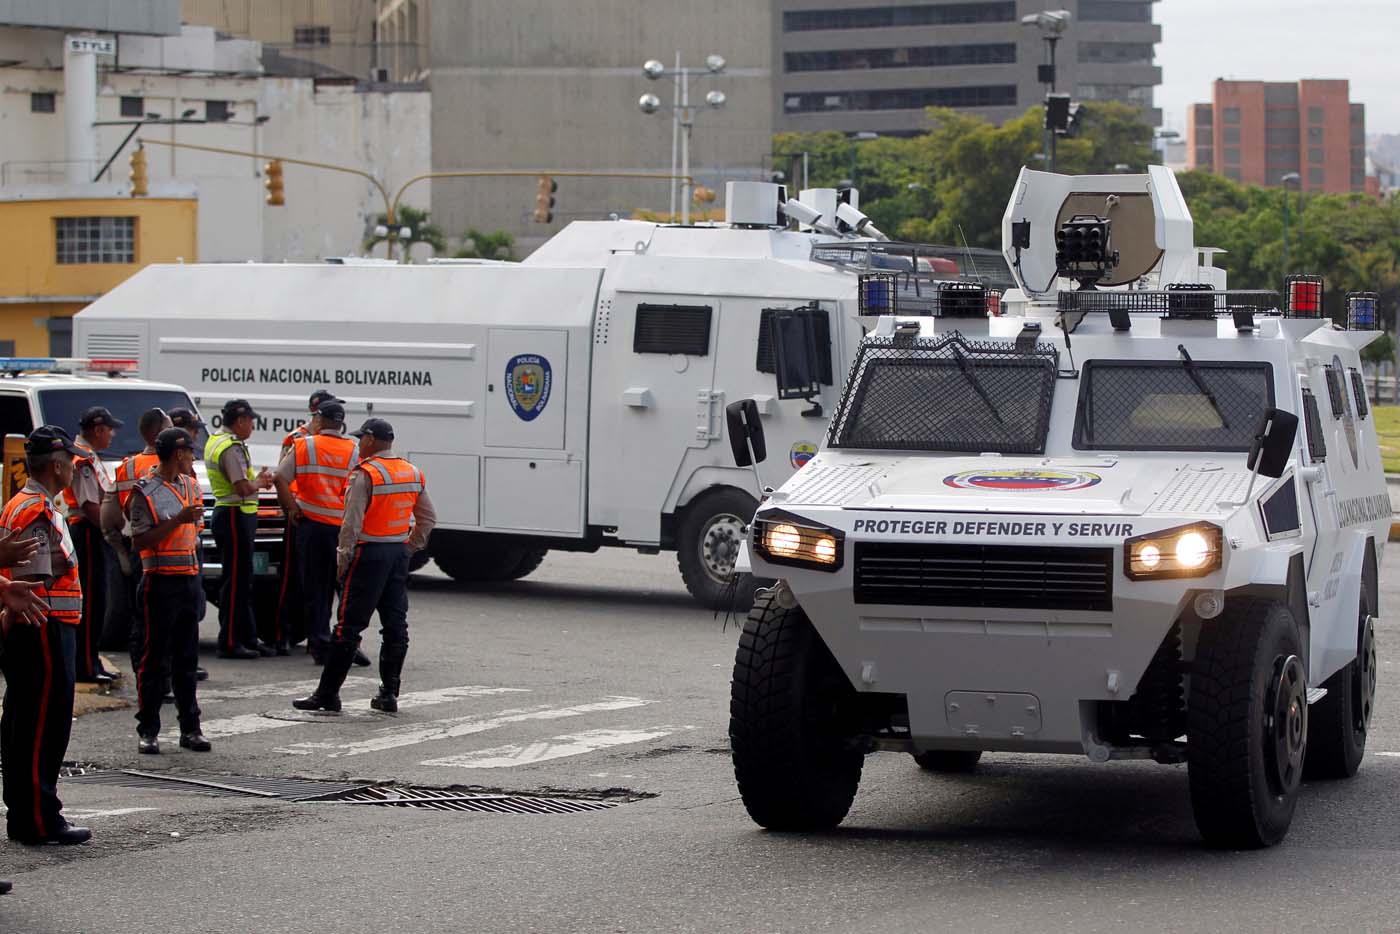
756, 306, 833, 385
633, 304, 712, 356
35, 388, 208, 458
1072, 359, 1274, 453
0, 393, 33, 438
827, 332, 1058, 454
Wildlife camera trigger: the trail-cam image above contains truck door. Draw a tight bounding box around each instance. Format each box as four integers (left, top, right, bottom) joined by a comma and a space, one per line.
0, 391, 33, 497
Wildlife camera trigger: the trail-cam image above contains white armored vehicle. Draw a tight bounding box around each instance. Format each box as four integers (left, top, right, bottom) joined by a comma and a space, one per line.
728, 166, 1389, 848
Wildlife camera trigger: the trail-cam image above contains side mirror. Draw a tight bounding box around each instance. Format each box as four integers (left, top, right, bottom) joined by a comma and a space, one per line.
1248, 407, 1299, 479
726, 399, 767, 467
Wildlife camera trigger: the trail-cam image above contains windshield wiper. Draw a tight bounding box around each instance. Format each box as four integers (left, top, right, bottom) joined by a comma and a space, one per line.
951, 345, 1004, 425
1177, 345, 1229, 429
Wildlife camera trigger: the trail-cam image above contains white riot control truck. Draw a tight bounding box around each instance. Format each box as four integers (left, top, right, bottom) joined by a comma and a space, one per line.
727, 166, 1389, 848
73, 183, 1008, 609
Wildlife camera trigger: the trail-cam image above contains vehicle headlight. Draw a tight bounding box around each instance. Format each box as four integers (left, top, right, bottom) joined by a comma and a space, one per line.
754, 514, 844, 572
1124, 522, 1223, 581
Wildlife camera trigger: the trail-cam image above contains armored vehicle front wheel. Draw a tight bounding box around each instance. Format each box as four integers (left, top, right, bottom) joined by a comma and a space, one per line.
1305, 574, 1378, 780
1187, 598, 1306, 849
912, 750, 982, 773
730, 591, 863, 831
677, 488, 764, 611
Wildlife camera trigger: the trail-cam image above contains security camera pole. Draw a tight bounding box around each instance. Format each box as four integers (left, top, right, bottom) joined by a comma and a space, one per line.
1021, 9, 1072, 173
639, 53, 729, 224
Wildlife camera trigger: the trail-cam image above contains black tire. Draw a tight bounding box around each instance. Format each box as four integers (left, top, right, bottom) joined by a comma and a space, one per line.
730, 591, 863, 831
677, 488, 761, 611
433, 533, 547, 583
912, 750, 982, 773
1305, 567, 1378, 779
1187, 598, 1308, 849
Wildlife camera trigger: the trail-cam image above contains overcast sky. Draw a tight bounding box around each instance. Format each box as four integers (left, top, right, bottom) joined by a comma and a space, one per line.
1155, 0, 1400, 136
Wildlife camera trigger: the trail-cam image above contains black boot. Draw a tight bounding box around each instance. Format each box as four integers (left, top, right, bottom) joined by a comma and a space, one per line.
371, 642, 407, 712
293, 642, 357, 711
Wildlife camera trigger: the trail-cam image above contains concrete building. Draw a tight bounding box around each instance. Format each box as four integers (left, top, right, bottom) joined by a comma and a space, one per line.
772, 0, 1161, 136
1187, 79, 1369, 193
180, 0, 399, 80
419, 0, 773, 254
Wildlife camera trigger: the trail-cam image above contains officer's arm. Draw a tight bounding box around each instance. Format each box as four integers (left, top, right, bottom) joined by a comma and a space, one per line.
75, 464, 102, 526
222, 447, 258, 498
272, 450, 300, 520
337, 472, 369, 577
100, 491, 124, 541
406, 485, 437, 553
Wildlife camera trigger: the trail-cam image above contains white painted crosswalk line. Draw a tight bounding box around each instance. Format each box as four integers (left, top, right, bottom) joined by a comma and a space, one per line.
273, 697, 653, 758
421, 726, 677, 769
161, 684, 533, 742
196, 676, 378, 703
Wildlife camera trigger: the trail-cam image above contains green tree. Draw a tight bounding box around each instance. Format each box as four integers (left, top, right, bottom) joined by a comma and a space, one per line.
456, 228, 517, 261
363, 204, 447, 262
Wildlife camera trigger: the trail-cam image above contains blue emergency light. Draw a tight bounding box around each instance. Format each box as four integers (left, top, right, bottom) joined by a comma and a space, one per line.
0, 357, 58, 374
1346, 291, 1378, 330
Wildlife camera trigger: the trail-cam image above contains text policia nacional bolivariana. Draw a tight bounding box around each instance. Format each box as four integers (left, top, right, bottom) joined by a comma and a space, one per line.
202, 367, 434, 387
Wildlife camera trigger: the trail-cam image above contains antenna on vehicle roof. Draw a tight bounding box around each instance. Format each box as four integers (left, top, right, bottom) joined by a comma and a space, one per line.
957, 225, 981, 283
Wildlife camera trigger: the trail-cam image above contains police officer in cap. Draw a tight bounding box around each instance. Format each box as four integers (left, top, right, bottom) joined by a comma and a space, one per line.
65, 405, 121, 684
130, 429, 210, 754
205, 399, 274, 658
1, 426, 93, 847
295, 418, 434, 713
271, 389, 337, 653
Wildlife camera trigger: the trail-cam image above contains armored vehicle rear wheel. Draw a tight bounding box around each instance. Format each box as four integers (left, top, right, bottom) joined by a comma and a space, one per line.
730, 591, 863, 831
912, 750, 982, 773
1187, 598, 1306, 849
677, 488, 762, 611
1305, 574, 1377, 780
432, 532, 548, 583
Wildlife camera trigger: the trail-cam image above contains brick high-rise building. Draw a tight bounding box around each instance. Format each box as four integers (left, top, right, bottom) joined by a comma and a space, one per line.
1187, 79, 1368, 193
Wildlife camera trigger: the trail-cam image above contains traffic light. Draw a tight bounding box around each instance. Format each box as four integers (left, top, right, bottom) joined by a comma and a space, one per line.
128, 146, 148, 197
264, 159, 285, 206
533, 174, 557, 223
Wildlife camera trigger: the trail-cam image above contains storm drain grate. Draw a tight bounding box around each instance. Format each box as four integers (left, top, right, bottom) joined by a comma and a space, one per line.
62, 769, 365, 801
305, 786, 621, 814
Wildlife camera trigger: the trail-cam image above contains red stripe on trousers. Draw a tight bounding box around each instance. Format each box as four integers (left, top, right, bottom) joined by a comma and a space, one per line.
79, 522, 94, 674
33, 622, 52, 836
136, 575, 153, 689
333, 547, 362, 641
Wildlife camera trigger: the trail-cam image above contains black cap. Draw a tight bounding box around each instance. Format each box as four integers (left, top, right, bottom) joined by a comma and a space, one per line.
79, 406, 124, 429
168, 407, 203, 430
155, 427, 196, 459
221, 399, 260, 422
309, 389, 336, 410
350, 418, 394, 441
25, 425, 82, 456
316, 400, 346, 423
138, 407, 169, 436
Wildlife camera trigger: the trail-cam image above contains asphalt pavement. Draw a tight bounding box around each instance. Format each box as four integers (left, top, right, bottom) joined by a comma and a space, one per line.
3, 547, 1400, 933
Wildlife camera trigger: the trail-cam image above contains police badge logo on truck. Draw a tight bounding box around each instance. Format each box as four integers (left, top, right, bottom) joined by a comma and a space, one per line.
943, 468, 1101, 492
506, 354, 552, 421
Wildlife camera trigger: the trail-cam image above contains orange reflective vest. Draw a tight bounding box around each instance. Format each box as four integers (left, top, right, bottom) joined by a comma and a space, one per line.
61, 438, 104, 520
0, 490, 82, 623
133, 474, 201, 575
292, 433, 357, 526
282, 424, 310, 450
356, 456, 424, 544
113, 451, 160, 510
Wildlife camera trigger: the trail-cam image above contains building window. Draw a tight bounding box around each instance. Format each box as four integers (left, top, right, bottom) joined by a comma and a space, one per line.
1195, 128, 1213, 145
782, 85, 1016, 113
45, 318, 69, 358
30, 92, 55, 114
1221, 107, 1241, 124
783, 3, 1015, 30
1078, 1, 1153, 22
1224, 148, 1240, 165
1308, 168, 1324, 186
1265, 127, 1296, 145
1309, 148, 1323, 165
1264, 85, 1298, 106
205, 100, 232, 122
1224, 168, 1242, 181
1352, 169, 1366, 190
1265, 147, 1300, 170
293, 24, 331, 46
1076, 84, 1153, 106
1194, 149, 1213, 169
1264, 108, 1297, 128
1078, 42, 1154, 64
1308, 106, 1324, 124
1307, 126, 1323, 143
55, 217, 135, 265
784, 43, 1015, 72
120, 96, 144, 118
1351, 126, 1365, 146
1223, 127, 1240, 145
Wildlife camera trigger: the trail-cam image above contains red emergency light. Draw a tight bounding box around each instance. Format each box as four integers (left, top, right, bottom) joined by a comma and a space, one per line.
985, 291, 1002, 317
1285, 275, 1324, 318
84, 358, 139, 374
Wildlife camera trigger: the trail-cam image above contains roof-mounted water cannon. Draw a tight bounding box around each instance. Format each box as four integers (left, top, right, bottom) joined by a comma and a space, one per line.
834, 202, 889, 241
780, 197, 841, 236
1054, 213, 1118, 289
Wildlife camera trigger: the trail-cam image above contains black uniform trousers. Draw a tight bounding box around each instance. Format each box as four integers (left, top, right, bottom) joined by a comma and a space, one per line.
117, 538, 144, 671
0, 617, 75, 842
269, 522, 304, 647
134, 573, 203, 737
211, 506, 258, 652
70, 518, 107, 681
297, 518, 340, 654
316, 543, 410, 698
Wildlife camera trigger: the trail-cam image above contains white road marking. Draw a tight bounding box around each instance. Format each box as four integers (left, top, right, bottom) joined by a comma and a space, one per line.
274, 697, 652, 758
61, 807, 158, 819
196, 676, 378, 703
1374, 751, 1400, 758
421, 726, 675, 769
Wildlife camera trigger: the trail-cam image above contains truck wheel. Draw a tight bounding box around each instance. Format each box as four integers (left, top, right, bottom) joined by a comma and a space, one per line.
1305, 580, 1377, 780
677, 488, 760, 611
1187, 598, 1307, 849
912, 750, 982, 773
730, 591, 863, 831
433, 533, 547, 583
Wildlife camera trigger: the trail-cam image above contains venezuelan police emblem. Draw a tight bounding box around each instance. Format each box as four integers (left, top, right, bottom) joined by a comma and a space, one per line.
790, 441, 818, 469
943, 468, 1101, 492
505, 354, 552, 422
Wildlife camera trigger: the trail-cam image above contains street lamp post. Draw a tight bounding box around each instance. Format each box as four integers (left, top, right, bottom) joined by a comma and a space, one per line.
1281, 171, 1301, 275
640, 53, 727, 224
1153, 129, 1180, 166
1022, 10, 1072, 173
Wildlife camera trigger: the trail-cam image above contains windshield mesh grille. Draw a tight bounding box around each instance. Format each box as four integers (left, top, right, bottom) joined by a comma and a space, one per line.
827, 332, 1058, 454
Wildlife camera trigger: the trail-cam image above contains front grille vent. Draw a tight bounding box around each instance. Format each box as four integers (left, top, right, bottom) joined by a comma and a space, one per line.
854, 542, 1113, 612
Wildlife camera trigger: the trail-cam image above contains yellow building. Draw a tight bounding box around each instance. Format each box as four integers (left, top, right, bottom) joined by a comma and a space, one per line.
0, 194, 197, 357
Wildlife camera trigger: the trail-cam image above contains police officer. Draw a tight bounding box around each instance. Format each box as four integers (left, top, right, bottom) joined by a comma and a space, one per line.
271, 389, 336, 653
272, 399, 368, 667
130, 429, 210, 755
204, 399, 273, 659
0, 426, 93, 846
102, 408, 170, 671
168, 408, 211, 666
295, 419, 434, 713
66, 405, 121, 684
